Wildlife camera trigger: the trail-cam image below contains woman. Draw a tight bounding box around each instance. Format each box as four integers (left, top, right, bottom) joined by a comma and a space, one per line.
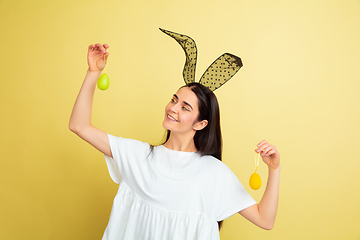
69, 43, 280, 240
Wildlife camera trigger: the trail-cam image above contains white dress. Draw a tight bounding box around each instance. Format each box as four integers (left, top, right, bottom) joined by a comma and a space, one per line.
102, 134, 256, 240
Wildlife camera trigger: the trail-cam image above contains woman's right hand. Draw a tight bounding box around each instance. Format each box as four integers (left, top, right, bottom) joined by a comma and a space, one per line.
87, 43, 109, 72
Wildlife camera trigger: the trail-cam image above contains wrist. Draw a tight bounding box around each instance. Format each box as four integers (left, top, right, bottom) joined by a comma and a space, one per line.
86, 69, 103, 80
83, 69, 102, 86
268, 164, 281, 173
87, 68, 102, 74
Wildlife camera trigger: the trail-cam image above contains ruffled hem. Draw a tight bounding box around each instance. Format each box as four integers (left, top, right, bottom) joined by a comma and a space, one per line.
102, 182, 220, 240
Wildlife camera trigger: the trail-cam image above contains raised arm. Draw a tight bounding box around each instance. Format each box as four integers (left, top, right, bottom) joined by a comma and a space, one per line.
69, 43, 112, 157
239, 140, 280, 230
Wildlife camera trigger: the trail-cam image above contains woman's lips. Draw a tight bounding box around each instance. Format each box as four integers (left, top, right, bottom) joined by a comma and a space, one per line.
167, 114, 178, 122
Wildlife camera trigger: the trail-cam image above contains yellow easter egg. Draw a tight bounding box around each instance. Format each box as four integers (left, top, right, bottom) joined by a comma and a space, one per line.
249, 172, 262, 190
97, 73, 110, 90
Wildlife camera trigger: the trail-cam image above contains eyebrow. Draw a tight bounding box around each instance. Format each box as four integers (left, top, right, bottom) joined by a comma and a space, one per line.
173, 94, 193, 110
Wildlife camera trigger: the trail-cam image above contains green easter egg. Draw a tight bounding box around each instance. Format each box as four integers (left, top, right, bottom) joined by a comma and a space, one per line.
97, 73, 110, 90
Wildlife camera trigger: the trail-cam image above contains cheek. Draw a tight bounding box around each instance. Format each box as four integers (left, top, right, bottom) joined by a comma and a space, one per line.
180, 113, 198, 125
164, 103, 171, 112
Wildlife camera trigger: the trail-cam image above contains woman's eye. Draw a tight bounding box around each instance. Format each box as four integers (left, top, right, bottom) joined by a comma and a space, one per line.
171, 99, 176, 103
182, 106, 190, 111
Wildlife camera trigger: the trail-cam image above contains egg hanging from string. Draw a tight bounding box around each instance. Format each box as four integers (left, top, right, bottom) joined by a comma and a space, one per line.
249, 153, 262, 190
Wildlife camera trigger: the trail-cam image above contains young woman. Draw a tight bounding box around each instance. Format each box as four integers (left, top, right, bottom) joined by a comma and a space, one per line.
69, 43, 280, 240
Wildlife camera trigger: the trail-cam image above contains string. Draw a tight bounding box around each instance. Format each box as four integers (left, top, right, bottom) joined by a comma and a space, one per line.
255, 152, 260, 173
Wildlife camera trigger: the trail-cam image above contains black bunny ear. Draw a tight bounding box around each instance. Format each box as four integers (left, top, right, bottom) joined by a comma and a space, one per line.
160, 28, 197, 84
199, 53, 243, 91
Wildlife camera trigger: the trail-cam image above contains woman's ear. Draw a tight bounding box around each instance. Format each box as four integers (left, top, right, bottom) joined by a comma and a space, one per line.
193, 120, 208, 131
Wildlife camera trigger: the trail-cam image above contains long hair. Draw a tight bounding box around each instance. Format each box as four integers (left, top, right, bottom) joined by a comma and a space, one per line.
159, 82, 224, 229
162, 83, 222, 159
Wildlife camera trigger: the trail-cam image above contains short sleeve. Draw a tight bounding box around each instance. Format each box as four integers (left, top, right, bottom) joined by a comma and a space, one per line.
211, 162, 257, 221
104, 134, 150, 184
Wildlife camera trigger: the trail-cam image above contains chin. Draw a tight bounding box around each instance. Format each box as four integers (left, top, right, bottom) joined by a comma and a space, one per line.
162, 120, 171, 131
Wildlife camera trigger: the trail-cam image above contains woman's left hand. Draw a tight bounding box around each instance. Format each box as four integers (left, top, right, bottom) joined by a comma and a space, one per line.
255, 140, 280, 169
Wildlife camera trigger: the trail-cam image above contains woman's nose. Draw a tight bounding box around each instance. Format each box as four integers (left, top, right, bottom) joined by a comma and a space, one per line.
170, 103, 179, 113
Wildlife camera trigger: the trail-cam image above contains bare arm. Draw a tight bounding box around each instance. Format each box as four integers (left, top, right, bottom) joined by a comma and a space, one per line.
69, 43, 112, 157
239, 141, 280, 230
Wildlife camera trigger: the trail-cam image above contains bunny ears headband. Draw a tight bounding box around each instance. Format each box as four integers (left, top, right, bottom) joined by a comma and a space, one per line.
160, 28, 243, 91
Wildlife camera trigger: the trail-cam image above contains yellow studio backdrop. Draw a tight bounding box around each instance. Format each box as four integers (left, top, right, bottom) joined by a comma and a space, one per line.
0, 0, 359, 239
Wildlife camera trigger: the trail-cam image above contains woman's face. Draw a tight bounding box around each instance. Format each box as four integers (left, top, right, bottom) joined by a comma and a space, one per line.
163, 87, 206, 134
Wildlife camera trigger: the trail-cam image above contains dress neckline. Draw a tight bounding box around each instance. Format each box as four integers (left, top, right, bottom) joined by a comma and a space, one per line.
159, 145, 198, 154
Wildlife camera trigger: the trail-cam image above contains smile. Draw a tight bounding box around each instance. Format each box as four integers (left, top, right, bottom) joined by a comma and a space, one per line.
167, 114, 178, 122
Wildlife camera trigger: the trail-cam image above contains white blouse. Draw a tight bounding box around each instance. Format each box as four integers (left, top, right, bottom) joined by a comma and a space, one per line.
103, 134, 256, 240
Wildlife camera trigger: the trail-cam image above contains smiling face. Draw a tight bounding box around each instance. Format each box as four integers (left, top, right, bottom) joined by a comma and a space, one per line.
163, 87, 208, 135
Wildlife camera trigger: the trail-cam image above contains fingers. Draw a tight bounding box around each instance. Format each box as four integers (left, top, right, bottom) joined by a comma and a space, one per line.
257, 140, 267, 148
87, 43, 110, 71
88, 44, 95, 52
104, 52, 109, 64
255, 140, 280, 169
96, 43, 107, 52
255, 140, 277, 156
255, 140, 267, 154
88, 43, 109, 53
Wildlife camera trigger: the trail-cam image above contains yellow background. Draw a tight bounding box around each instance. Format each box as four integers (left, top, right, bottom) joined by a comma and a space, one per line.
1, 0, 359, 239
